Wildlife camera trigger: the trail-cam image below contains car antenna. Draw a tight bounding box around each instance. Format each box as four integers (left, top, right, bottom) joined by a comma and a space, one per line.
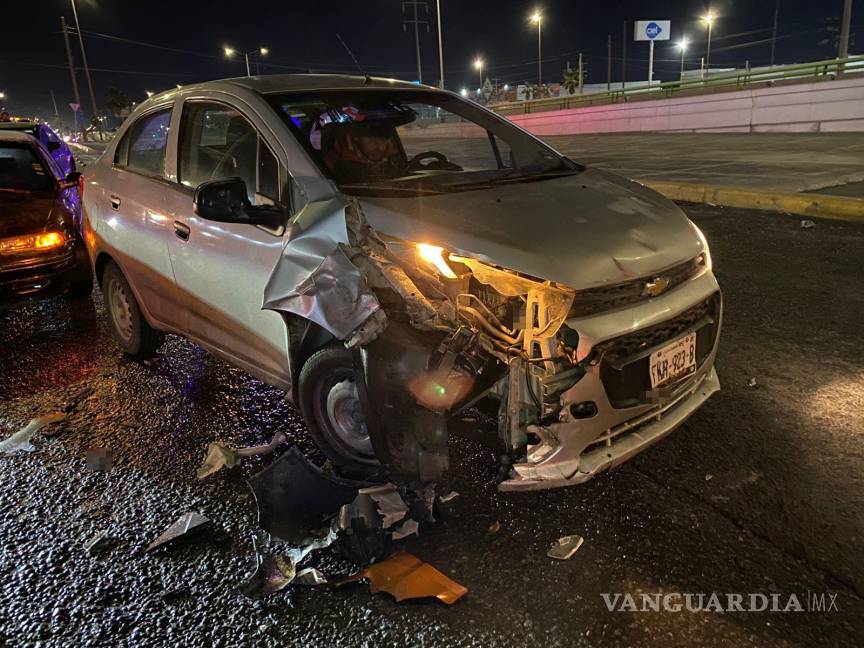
336, 33, 372, 85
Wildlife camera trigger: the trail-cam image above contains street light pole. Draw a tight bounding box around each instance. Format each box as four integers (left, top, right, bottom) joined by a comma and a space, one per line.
703, 12, 716, 76
770, 0, 780, 66
531, 12, 543, 86
435, 0, 444, 88
473, 58, 484, 91
245, 53, 251, 77
225, 47, 268, 77
839, 0, 853, 60
677, 39, 689, 81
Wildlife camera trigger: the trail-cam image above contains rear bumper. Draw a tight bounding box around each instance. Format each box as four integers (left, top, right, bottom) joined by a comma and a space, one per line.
499, 269, 722, 492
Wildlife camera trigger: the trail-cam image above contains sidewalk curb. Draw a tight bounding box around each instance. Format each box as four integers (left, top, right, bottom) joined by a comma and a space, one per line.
641, 181, 864, 223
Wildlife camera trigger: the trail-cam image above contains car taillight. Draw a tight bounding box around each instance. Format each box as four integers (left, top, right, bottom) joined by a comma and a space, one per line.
0, 231, 68, 254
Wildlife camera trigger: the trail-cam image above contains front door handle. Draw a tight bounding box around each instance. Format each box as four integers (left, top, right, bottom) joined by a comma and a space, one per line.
110, 195, 121, 210
174, 221, 191, 241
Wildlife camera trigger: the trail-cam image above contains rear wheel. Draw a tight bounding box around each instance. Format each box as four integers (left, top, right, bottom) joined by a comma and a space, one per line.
102, 261, 164, 358
298, 345, 381, 477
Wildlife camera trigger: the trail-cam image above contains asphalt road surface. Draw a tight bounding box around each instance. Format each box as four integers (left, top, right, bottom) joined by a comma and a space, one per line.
1, 204, 863, 647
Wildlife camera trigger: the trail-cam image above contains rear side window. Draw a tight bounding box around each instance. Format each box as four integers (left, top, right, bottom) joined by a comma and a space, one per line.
119, 109, 171, 177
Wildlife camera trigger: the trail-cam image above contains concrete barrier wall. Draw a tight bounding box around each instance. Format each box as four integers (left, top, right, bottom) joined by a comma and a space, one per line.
502, 76, 864, 135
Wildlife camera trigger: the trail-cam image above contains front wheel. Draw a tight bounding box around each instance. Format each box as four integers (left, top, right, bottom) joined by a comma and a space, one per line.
102, 261, 164, 358
297, 345, 381, 478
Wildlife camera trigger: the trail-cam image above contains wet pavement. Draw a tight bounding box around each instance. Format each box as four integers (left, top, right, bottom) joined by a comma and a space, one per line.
1, 204, 863, 647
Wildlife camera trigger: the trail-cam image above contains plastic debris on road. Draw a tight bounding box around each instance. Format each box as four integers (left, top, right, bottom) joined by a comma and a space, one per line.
197, 431, 288, 480
746, 377, 758, 388
487, 521, 501, 534
295, 567, 328, 587
239, 555, 296, 600
248, 446, 358, 544
146, 512, 210, 553
0, 413, 65, 454
547, 534, 584, 560
339, 551, 468, 605
800, 219, 816, 229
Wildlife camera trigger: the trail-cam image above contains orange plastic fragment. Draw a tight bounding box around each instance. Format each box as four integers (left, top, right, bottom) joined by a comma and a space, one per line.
342, 551, 468, 605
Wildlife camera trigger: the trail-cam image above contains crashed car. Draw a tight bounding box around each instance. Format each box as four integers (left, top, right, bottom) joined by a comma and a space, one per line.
81, 75, 721, 491
0, 131, 91, 309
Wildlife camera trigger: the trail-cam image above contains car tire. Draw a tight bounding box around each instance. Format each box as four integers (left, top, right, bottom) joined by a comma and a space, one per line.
298, 345, 382, 478
102, 261, 164, 358
67, 244, 93, 299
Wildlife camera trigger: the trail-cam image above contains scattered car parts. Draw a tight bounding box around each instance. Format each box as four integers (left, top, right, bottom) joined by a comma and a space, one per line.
339, 551, 468, 605
547, 534, 584, 560
146, 512, 210, 553
0, 413, 65, 454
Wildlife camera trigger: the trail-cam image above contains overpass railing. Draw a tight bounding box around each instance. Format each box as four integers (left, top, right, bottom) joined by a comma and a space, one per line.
489, 55, 864, 116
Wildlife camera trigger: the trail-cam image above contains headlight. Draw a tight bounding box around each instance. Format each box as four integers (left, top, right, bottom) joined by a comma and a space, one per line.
692, 224, 713, 271
415, 243, 459, 279
0, 231, 68, 254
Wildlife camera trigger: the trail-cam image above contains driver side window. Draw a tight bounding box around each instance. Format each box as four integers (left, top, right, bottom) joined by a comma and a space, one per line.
178, 102, 279, 204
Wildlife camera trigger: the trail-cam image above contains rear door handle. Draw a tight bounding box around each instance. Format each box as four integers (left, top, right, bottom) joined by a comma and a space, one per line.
174, 221, 191, 241
110, 195, 121, 210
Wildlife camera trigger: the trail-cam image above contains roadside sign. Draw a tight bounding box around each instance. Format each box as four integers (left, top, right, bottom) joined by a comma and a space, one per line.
69, 103, 80, 112
482, 77, 493, 100
634, 20, 671, 41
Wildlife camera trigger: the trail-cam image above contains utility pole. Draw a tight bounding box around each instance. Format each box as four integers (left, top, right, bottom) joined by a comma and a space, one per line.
435, 0, 444, 88
839, 0, 853, 60
607, 34, 612, 90
770, 0, 780, 66
50, 90, 59, 118
578, 53, 583, 93
621, 21, 627, 90
69, 0, 98, 125
60, 16, 81, 133
402, 1, 429, 84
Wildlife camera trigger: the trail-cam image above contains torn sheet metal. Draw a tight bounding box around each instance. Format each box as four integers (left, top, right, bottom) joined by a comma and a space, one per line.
361, 483, 409, 529
391, 519, 419, 540
547, 534, 584, 560
146, 512, 210, 553
263, 245, 381, 340
197, 431, 287, 480
340, 551, 468, 605
248, 446, 358, 544
0, 413, 65, 454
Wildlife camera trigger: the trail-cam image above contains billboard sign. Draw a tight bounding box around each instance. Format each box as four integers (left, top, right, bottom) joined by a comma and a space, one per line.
634, 20, 671, 41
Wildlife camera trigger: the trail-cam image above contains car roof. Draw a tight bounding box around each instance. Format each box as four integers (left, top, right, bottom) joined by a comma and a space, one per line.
0, 122, 40, 131
0, 130, 40, 144
143, 73, 441, 103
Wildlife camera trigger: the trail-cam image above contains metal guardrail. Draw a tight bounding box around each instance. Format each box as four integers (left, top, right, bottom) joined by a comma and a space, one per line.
489, 55, 864, 116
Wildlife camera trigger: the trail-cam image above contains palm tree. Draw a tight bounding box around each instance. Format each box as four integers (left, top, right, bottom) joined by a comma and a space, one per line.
562, 69, 579, 95
104, 87, 131, 117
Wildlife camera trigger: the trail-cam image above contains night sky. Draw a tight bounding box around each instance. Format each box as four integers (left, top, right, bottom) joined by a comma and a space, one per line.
0, 0, 859, 122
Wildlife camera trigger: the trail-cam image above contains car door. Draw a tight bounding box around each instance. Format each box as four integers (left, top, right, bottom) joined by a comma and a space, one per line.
100, 105, 184, 330
161, 98, 291, 388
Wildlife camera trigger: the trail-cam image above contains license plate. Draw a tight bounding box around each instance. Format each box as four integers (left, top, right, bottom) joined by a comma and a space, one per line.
649, 332, 697, 388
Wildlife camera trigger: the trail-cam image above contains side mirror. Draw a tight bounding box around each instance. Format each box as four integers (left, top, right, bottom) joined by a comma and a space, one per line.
193, 178, 284, 229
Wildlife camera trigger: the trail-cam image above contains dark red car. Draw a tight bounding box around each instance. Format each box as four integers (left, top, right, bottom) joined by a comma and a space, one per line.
0, 130, 92, 309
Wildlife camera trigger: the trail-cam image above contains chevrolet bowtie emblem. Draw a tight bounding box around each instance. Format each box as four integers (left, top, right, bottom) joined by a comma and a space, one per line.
644, 276, 671, 297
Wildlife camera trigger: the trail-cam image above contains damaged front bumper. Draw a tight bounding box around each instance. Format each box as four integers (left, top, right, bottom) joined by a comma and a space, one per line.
500, 270, 722, 491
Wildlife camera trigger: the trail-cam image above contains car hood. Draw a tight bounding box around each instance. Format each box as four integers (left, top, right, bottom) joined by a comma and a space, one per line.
356, 168, 705, 291
0, 191, 62, 239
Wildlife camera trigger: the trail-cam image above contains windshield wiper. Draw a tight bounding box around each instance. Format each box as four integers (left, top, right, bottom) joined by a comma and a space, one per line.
339, 182, 450, 196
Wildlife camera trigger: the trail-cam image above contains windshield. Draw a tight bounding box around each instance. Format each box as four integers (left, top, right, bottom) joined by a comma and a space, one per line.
269, 89, 580, 196
0, 144, 54, 192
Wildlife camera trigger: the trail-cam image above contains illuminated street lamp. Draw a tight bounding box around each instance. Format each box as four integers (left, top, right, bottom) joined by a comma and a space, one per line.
676, 38, 689, 80
530, 11, 543, 86
0, 92, 6, 100
473, 58, 484, 93
460, 88, 469, 97
145, 91, 154, 98
701, 11, 716, 77
224, 46, 269, 77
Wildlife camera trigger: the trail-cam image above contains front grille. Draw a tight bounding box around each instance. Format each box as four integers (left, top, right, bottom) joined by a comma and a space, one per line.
569, 256, 706, 318
599, 292, 721, 408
